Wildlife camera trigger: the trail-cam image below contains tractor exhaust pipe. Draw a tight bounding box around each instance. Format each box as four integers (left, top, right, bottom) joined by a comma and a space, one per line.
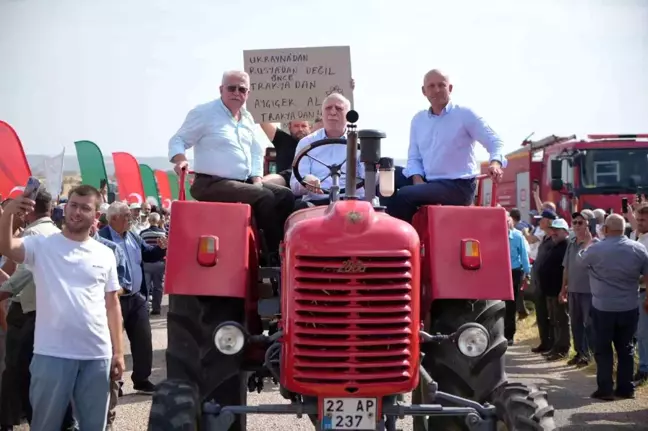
345, 110, 359, 200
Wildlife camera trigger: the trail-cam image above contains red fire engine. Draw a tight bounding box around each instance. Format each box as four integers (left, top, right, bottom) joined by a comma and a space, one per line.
479, 134, 648, 221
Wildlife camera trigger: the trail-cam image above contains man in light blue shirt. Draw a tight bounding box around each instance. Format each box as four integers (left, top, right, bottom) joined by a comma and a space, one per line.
506, 213, 531, 345
168, 70, 294, 254
388, 69, 506, 223
290, 93, 364, 208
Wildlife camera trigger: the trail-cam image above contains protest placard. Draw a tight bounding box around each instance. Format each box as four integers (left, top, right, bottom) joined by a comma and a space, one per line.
243, 46, 353, 124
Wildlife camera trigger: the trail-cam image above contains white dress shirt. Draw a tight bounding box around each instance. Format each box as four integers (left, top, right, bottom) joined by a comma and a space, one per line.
290, 128, 365, 202
168, 99, 265, 180
404, 102, 507, 181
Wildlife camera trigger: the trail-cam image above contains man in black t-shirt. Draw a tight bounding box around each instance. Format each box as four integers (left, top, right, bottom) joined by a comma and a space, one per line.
259, 121, 311, 186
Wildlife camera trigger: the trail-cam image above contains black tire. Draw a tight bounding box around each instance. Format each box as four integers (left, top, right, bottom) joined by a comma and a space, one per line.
492, 382, 556, 430
148, 380, 200, 431
165, 295, 247, 430
417, 299, 509, 431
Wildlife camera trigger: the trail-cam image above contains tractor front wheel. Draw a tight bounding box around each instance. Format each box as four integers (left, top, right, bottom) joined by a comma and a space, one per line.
148, 380, 200, 430
164, 295, 248, 430
492, 382, 556, 430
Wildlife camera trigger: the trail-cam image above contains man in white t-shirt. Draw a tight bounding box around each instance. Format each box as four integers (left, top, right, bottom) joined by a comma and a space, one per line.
0, 185, 124, 431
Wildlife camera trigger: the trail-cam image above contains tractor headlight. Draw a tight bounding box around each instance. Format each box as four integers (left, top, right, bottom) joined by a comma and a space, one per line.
456, 324, 489, 358
214, 323, 246, 355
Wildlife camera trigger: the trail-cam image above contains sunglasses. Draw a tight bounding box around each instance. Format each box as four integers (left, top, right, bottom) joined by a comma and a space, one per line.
572, 220, 585, 226
226, 85, 248, 94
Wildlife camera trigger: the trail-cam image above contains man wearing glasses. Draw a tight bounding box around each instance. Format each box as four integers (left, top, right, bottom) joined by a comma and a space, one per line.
169, 70, 294, 261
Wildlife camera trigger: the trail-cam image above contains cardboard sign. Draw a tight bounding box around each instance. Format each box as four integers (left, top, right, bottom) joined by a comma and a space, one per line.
243, 46, 353, 124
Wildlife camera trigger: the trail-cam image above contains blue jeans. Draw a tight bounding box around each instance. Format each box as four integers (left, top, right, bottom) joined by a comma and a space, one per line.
638, 290, 648, 373
569, 292, 595, 359
30, 354, 111, 431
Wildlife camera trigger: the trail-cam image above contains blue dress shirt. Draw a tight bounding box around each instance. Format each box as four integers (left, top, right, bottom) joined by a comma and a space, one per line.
404, 102, 507, 181
168, 98, 264, 180
509, 228, 531, 274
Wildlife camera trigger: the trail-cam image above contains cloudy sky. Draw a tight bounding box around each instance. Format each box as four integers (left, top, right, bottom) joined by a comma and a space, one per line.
1, 0, 647, 162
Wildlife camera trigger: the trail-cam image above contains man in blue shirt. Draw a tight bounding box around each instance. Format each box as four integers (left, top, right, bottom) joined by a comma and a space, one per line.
506, 213, 531, 345
168, 70, 294, 256
388, 69, 506, 223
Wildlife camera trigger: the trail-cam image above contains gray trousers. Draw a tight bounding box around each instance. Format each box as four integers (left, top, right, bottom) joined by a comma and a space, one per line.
569, 292, 594, 359
144, 261, 166, 313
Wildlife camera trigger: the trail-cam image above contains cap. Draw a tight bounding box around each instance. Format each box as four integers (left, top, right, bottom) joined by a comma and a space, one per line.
541, 209, 557, 220
529, 209, 540, 219
551, 218, 569, 230
129, 203, 141, 210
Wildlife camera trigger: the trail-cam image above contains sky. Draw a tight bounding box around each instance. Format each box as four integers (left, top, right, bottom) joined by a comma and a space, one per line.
1, 0, 647, 163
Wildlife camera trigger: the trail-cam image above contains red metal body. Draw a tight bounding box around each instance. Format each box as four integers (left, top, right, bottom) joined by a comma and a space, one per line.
413, 205, 513, 315
280, 200, 421, 397
165, 200, 258, 299
480, 134, 648, 221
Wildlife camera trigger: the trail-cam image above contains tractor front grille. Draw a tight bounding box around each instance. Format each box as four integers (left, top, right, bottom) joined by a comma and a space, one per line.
290, 252, 414, 387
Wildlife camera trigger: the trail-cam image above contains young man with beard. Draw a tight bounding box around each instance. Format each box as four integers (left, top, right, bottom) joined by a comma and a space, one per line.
259, 120, 312, 187
0, 185, 125, 431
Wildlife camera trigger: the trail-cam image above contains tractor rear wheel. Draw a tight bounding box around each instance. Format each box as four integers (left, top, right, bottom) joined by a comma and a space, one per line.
416, 299, 508, 430
163, 295, 248, 430
148, 380, 200, 430
492, 382, 556, 430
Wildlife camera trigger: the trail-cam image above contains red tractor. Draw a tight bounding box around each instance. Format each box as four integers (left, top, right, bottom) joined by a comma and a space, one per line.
148, 111, 555, 431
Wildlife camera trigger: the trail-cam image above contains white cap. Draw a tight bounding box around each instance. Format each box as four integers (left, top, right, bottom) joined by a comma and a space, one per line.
129, 203, 141, 210
551, 218, 569, 230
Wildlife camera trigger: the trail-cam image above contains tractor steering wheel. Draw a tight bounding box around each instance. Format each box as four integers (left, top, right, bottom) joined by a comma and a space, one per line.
291, 138, 365, 195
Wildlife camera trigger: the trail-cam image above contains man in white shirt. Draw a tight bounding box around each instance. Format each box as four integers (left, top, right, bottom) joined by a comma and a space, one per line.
0, 185, 124, 431
290, 93, 364, 208
387, 69, 506, 223
169, 70, 294, 256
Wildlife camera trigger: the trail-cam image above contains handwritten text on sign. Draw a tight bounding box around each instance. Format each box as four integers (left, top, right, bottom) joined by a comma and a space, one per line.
243, 46, 353, 123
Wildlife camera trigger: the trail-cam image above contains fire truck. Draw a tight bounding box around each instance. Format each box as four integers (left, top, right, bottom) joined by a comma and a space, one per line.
479, 134, 648, 221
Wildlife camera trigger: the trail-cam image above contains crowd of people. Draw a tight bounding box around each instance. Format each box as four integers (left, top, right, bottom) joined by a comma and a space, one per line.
506, 191, 648, 401
0, 65, 644, 429
0, 188, 169, 430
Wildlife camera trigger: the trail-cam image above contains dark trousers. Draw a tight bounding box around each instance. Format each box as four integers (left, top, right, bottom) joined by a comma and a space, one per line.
546, 296, 571, 354
505, 269, 524, 340
591, 307, 639, 394
569, 292, 594, 359
120, 293, 152, 383
386, 178, 476, 223
0, 303, 75, 429
191, 175, 294, 252
533, 278, 554, 348
144, 261, 165, 313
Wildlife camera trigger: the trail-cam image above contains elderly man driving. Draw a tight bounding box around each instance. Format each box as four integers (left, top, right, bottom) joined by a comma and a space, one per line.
290, 93, 364, 209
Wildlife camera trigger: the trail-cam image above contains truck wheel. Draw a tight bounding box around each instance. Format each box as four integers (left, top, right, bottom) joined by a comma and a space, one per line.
166, 295, 247, 430
418, 299, 508, 431
148, 380, 199, 430
492, 382, 556, 430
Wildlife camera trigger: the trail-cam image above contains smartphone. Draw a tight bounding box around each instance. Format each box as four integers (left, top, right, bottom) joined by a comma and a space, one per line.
23, 176, 41, 200
622, 197, 629, 214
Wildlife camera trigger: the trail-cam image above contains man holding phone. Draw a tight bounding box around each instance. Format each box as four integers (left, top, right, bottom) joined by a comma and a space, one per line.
0, 185, 124, 430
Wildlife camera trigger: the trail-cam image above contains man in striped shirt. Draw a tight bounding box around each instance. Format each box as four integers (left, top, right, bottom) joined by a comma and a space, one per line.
140, 213, 167, 315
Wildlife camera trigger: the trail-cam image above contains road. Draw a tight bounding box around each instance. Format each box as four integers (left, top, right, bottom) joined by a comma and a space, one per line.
108, 301, 648, 430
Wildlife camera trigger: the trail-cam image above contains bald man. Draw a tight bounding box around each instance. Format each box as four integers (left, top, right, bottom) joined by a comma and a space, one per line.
388, 69, 507, 223
579, 214, 648, 400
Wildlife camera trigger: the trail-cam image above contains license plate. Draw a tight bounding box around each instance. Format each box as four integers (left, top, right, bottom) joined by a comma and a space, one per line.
321, 397, 377, 430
